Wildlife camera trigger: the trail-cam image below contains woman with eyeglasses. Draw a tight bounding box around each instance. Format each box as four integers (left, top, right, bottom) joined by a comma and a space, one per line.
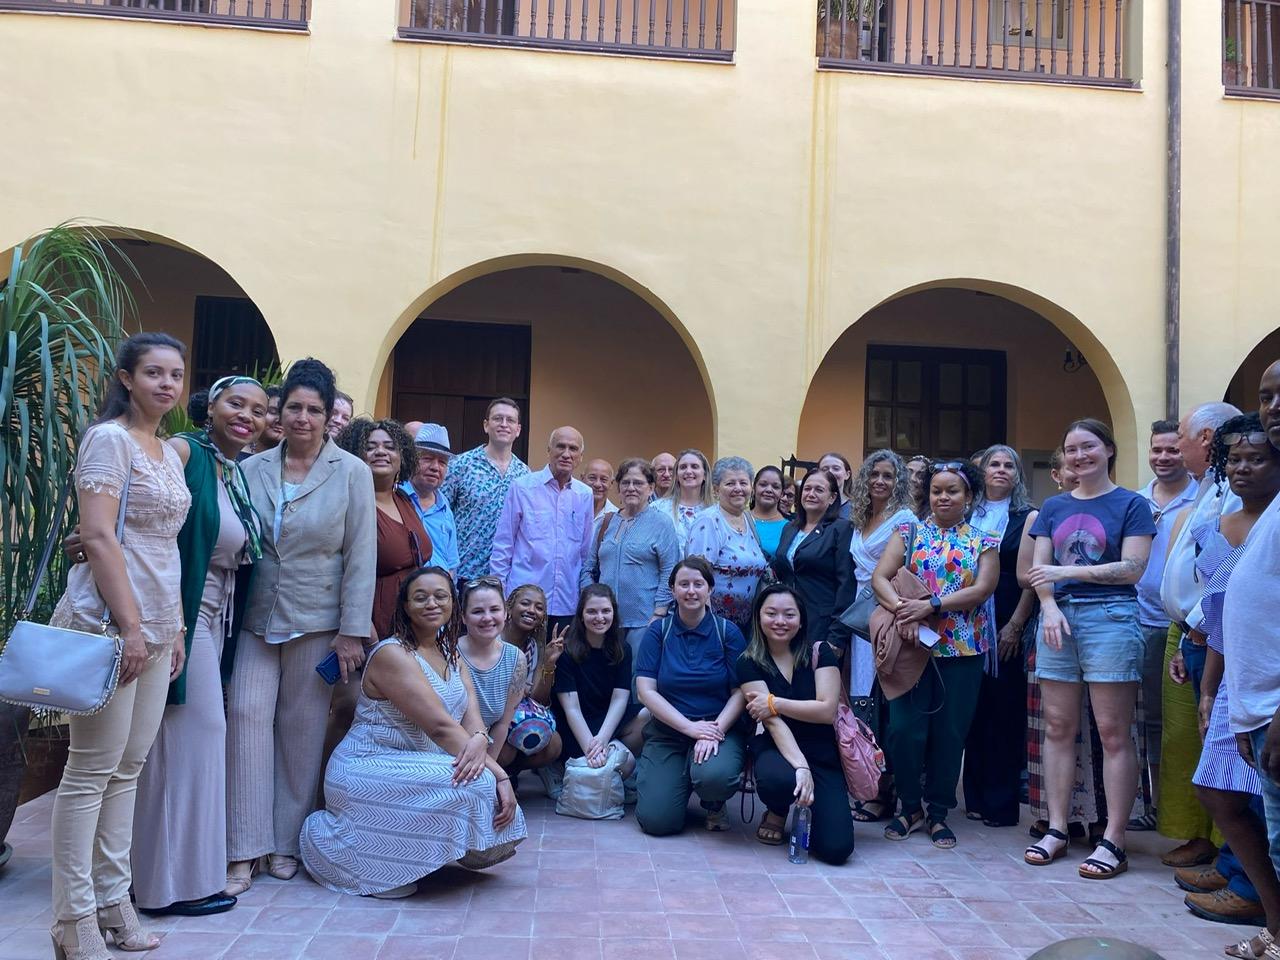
226, 359, 376, 897
300, 566, 524, 900
871, 460, 999, 848
584, 459, 680, 660
1024, 419, 1155, 879
962, 445, 1038, 828
779, 474, 797, 518
634, 557, 748, 835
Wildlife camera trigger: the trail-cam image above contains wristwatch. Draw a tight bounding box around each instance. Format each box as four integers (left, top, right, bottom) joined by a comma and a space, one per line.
929, 595, 942, 614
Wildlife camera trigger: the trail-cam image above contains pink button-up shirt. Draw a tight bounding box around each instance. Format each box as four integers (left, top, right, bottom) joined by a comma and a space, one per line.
489, 466, 595, 615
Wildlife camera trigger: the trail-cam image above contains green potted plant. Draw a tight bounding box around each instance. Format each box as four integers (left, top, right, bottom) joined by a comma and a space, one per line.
0, 223, 131, 869
1224, 36, 1241, 87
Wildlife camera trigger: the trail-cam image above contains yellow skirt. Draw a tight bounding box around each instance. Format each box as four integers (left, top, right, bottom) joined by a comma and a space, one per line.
1157, 623, 1219, 842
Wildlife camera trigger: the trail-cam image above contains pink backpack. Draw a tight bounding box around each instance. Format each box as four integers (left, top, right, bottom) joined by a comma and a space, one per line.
814, 642, 885, 801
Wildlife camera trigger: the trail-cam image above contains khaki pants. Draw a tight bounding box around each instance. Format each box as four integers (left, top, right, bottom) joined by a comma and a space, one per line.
226, 630, 335, 860
50, 654, 170, 921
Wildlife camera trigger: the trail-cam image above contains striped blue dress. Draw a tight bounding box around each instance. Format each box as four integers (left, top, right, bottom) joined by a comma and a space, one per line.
1191, 520, 1262, 795
300, 639, 527, 896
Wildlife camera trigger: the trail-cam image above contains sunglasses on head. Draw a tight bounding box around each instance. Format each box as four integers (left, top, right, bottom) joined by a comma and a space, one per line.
932, 460, 968, 473
1222, 431, 1270, 448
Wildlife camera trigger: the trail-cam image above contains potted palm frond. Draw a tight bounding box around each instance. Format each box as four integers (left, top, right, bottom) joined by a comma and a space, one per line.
0, 224, 132, 869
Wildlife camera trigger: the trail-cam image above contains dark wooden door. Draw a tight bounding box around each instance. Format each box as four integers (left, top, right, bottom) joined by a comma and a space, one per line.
192, 296, 279, 391
391, 318, 531, 462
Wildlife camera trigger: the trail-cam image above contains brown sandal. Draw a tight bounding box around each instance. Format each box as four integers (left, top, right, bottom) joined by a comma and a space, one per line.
756, 812, 786, 846
1025, 828, 1068, 866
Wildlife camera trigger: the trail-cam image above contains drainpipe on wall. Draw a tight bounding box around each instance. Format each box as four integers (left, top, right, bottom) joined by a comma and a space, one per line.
1166, 0, 1182, 419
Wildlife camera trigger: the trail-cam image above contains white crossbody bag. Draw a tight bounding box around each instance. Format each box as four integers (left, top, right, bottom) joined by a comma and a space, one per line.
0, 472, 127, 715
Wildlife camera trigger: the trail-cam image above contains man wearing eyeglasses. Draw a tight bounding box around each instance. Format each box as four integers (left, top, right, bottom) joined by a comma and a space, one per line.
1131, 420, 1198, 832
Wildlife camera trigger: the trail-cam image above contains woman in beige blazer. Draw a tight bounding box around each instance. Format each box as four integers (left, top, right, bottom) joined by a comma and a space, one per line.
225, 359, 376, 894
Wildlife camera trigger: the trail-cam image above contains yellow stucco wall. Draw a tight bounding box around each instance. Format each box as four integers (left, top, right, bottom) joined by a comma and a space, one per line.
0, 0, 1275, 485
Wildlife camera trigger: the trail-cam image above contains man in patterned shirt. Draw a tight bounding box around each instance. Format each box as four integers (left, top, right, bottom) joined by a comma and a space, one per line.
440, 397, 530, 585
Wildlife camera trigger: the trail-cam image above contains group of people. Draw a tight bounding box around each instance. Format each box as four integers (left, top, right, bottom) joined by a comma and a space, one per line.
36, 330, 1280, 960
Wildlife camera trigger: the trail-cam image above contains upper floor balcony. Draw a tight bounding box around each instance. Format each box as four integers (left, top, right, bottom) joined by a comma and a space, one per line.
0, 0, 307, 29
1224, 0, 1280, 97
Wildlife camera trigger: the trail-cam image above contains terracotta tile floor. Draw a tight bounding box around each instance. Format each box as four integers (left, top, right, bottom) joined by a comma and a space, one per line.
0, 786, 1239, 959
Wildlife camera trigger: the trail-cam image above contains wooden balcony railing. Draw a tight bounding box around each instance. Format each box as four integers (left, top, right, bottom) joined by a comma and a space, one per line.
818, 0, 1133, 86
396, 0, 734, 60
1224, 0, 1280, 96
0, 0, 308, 28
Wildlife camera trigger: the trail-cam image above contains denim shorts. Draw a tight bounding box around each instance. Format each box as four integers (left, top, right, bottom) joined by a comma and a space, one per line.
1035, 597, 1145, 684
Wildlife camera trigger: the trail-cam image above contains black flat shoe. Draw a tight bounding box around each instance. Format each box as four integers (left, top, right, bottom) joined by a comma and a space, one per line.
140, 894, 237, 917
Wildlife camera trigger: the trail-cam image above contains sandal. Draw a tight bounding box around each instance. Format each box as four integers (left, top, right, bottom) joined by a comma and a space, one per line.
96, 901, 159, 952
225, 858, 259, 897
1025, 828, 1069, 866
851, 798, 892, 823
884, 811, 924, 841
1226, 928, 1275, 959
756, 812, 786, 846
928, 818, 957, 849
1078, 838, 1128, 880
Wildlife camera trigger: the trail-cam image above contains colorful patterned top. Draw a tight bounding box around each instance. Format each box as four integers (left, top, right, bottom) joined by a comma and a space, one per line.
898, 518, 1000, 658
686, 508, 770, 632
439, 445, 530, 581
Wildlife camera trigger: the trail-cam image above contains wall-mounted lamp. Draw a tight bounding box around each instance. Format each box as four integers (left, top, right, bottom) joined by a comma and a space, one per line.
1063, 348, 1088, 373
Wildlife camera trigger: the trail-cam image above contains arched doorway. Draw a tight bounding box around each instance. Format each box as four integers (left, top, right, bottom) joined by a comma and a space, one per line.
1, 230, 280, 399
798, 286, 1117, 501
1225, 326, 1280, 411
379, 264, 714, 468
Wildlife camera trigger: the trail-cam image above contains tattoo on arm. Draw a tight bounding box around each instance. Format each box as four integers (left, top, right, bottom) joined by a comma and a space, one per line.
1082, 558, 1144, 584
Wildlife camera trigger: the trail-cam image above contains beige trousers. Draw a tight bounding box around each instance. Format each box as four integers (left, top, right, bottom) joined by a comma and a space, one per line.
225, 630, 334, 860
50, 655, 170, 921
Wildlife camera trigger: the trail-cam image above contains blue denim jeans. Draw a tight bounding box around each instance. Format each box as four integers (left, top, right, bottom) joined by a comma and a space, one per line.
1248, 725, 1280, 879
1181, 637, 1207, 702
1214, 795, 1266, 901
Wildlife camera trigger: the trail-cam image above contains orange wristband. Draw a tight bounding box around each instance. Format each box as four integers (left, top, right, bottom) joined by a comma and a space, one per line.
767, 693, 778, 717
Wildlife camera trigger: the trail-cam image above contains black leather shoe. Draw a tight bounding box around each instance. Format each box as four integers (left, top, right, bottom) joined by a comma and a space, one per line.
139, 894, 237, 917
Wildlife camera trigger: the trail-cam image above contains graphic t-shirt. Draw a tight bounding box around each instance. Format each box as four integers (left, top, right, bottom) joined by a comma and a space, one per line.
1029, 487, 1156, 600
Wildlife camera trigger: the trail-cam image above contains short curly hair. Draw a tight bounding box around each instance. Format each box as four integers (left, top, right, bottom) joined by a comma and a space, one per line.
922, 459, 985, 519
335, 416, 417, 485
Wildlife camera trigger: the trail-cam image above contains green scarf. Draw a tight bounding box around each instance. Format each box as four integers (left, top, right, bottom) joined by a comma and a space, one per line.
169, 431, 262, 705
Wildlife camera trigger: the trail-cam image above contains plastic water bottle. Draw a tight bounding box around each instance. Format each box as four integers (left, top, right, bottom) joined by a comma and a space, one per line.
788, 806, 811, 864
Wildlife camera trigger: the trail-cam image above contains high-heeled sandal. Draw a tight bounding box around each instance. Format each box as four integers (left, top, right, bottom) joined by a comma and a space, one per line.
96, 901, 159, 952
225, 858, 259, 896
50, 916, 111, 960
267, 853, 300, 880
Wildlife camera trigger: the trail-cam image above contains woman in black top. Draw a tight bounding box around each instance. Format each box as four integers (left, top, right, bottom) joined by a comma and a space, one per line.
737, 584, 853, 864
771, 469, 857, 650
553, 584, 645, 772
961, 445, 1039, 827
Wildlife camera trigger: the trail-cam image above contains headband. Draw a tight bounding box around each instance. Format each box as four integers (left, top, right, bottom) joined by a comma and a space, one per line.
208, 375, 263, 403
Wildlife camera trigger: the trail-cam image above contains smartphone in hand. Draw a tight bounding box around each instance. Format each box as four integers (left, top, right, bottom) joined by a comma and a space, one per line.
316, 651, 341, 685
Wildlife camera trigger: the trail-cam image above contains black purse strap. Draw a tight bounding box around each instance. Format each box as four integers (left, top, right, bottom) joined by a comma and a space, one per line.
19, 468, 130, 627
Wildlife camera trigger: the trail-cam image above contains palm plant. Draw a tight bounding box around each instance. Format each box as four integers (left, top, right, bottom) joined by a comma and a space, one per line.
1, 224, 133, 639
816, 0, 881, 57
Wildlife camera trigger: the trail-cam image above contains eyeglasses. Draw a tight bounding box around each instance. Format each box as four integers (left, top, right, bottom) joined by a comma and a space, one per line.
487, 415, 519, 425
1222, 432, 1270, 447
618, 479, 649, 489
932, 460, 968, 472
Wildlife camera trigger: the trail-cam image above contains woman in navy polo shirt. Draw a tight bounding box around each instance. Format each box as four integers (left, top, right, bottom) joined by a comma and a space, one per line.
634, 556, 748, 835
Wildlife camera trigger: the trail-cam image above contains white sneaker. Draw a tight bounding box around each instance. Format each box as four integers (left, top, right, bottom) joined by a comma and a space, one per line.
537, 764, 564, 800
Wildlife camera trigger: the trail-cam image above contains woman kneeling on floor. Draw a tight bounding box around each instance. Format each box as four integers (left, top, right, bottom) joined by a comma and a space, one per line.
738, 584, 854, 864
300, 566, 525, 899
634, 556, 749, 835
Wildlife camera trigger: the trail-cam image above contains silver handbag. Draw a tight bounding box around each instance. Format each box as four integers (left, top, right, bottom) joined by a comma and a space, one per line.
0, 472, 127, 716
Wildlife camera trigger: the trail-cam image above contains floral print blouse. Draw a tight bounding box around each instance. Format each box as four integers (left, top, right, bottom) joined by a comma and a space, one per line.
898, 518, 1000, 658
686, 508, 769, 631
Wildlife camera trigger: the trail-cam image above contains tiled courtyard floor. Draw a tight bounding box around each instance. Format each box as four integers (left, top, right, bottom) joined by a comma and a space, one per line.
0, 785, 1239, 960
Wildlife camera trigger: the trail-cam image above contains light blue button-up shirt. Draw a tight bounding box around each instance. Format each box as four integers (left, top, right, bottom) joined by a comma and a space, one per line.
489, 466, 595, 616
399, 481, 460, 575
1136, 475, 1198, 627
